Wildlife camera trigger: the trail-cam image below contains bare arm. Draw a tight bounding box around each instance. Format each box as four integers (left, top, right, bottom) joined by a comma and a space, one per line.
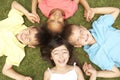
2, 63, 32, 80
44, 70, 50, 80
32, 0, 38, 14
31, 0, 41, 23
97, 66, 120, 78
92, 7, 120, 20
74, 0, 93, 22
79, 0, 90, 11
75, 66, 85, 80
83, 62, 120, 79
12, 1, 38, 23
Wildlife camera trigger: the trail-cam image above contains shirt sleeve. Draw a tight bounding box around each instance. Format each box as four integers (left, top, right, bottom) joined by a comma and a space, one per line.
91, 48, 115, 70
6, 50, 25, 67
92, 14, 114, 30
5, 32, 25, 66
0, 8, 24, 29
91, 14, 115, 42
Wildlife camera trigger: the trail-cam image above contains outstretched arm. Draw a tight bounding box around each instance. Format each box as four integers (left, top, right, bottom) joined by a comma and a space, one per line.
12, 1, 38, 23
2, 63, 32, 80
97, 66, 120, 78
83, 62, 120, 79
75, 66, 85, 80
91, 7, 120, 21
74, 0, 93, 22
31, 0, 41, 23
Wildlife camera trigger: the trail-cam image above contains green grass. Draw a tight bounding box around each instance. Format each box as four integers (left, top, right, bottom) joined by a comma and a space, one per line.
0, 0, 120, 80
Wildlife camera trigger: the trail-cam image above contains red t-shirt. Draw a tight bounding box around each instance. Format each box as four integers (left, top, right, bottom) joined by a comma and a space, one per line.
38, 0, 78, 19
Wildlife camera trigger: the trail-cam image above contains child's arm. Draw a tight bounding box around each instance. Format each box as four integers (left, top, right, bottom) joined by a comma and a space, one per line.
75, 66, 85, 80
75, 0, 93, 22
12, 1, 38, 23
83, 62, 120, 78
92, 7, 120, 21
31, 0, 40, 23
44, 70, 50, 80
83, 62, 96, 80
2, 63, 32, 80
96, 66, 120, 78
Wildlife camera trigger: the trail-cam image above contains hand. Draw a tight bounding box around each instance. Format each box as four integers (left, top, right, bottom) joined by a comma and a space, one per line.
83, 62, 97, 76
84, 8, 94, 22
32, 13, 40, 23
26, 13, 40, 23
23, 76, 32, 80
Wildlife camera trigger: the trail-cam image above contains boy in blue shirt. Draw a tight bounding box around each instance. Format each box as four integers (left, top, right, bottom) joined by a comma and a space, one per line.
62, 7, 120, 79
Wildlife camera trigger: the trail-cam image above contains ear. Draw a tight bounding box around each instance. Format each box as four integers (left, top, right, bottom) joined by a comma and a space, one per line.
28, 45, 36, 48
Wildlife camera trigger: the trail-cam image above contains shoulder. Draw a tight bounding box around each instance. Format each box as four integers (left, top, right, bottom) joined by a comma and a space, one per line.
44, 69, 50, 80
74, 66, 81, 71
93, 14, 114, 25
74, 65, 83, 74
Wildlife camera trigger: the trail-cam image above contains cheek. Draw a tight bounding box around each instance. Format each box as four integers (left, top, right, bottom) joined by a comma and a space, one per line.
64, 54, 70, 59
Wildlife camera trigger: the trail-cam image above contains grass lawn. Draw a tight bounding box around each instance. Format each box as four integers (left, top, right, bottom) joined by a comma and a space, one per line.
0, 0, 120, 80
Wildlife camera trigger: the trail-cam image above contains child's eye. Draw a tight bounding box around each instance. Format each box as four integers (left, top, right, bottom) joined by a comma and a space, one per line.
54, 53, 58, 55
80, 30, 82, 33
63, 51, 68, 54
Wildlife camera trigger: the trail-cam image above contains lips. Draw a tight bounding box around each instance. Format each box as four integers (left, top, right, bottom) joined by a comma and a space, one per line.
58, 59, 66, 64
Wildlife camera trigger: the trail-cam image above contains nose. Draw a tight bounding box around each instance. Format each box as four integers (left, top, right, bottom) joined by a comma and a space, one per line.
59, 53, 64, 59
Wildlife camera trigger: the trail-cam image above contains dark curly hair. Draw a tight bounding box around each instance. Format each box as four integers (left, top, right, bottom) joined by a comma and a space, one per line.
40, 36, 82, 68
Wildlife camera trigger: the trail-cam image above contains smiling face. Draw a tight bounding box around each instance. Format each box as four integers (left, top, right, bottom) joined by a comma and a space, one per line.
68, 25, 95, 47
51, 45, 69, 67
47, 9, 64, 33
16, 27, 39, 48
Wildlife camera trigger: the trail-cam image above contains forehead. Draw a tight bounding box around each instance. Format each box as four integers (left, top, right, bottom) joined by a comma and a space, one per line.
29, 27, 38, 41
68, 25, 81, 44
52, 45, 68, 53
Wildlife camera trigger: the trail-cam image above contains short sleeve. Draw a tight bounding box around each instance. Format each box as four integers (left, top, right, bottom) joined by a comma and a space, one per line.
92, 14, 114, 29
6, 50, 25, 66
0, 8, 24, 29
91, 49, 115, 70
5, 35, 25, 67
91, 14, 115, 42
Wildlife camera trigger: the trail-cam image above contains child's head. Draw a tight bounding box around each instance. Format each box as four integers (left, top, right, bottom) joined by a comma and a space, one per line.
62, 24, 94, 47
47, 9, 65, 34
16, 26, 43, 48
41, 36, 73, 67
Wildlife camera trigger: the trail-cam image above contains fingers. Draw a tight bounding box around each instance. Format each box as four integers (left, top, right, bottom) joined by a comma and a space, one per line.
84, 9, 94, 22
83, 62, 90, 75
24, 77, 32, 80
30, 13, 40, 23
27, 13, 40, 23
83, 62, 95, 76
32, 13, 40, 23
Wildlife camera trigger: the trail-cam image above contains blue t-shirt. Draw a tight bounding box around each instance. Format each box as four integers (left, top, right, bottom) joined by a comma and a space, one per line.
84, 14, 120, 70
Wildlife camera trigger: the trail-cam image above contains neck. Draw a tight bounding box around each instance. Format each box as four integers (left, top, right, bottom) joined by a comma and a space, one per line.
55, 65, 68, 71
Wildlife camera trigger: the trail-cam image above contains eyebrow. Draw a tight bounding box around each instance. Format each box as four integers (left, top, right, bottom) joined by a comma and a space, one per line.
52, 49, 68, 53
49, 20, 64, 25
